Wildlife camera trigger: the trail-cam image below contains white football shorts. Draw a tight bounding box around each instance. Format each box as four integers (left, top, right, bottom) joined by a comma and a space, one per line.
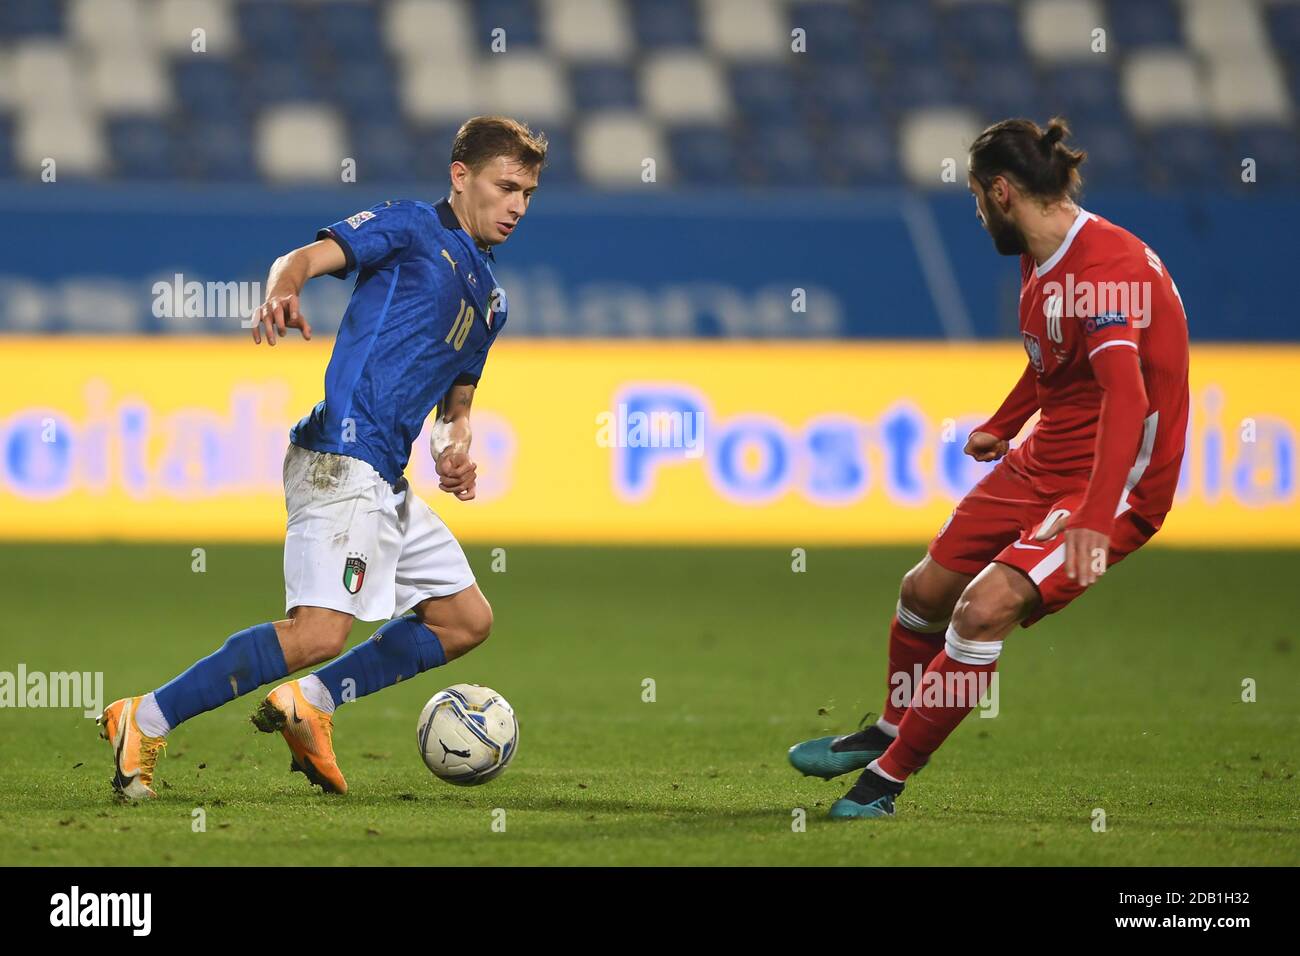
282, 443, 475, 622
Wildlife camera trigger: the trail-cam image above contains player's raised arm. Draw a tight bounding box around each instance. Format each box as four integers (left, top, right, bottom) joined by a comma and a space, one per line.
965, 361, 1039, 462
431, 382, 477, 501
250, 238, 347, 346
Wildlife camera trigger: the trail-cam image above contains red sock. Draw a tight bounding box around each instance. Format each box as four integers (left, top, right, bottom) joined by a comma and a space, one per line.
882, 614, 945, 726
877, 648, 998, 780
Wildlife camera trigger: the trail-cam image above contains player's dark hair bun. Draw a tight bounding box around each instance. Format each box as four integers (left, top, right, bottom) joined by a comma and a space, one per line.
1040, 121, 1067, 150
969, 116, 1087, 200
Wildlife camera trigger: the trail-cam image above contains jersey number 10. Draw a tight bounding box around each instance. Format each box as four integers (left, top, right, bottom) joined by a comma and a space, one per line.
445, 298, 475, 351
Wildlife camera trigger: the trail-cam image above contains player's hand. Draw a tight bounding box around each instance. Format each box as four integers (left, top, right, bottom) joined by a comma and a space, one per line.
436, 451, 477, 501
1034, 513, 1109, 588
964, 431, 1009, 462
251, 293, 312, 346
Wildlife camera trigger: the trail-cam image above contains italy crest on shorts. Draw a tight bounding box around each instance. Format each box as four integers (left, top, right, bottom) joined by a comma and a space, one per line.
343, 552, 367, 594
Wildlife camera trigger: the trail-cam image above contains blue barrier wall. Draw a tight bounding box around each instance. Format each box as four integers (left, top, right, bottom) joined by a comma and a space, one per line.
0, 185, 1289, 341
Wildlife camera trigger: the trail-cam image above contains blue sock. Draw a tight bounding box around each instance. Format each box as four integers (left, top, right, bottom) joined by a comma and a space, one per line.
314, 614, 446, 708
153, 622, 288, 728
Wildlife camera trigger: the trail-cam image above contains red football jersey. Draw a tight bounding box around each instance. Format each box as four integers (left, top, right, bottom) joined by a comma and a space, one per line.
1009, 209, 1190, 530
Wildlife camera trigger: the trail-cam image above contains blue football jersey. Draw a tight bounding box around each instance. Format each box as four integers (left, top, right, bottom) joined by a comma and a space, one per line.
289, 197, 508, 485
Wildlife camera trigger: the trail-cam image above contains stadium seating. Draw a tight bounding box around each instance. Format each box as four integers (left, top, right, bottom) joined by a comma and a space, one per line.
0, 0, 1293, 190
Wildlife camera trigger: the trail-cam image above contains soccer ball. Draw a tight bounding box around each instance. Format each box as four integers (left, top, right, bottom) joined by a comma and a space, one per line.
417, 684, 518, 786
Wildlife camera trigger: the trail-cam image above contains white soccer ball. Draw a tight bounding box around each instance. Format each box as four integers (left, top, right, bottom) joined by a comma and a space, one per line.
417, 684, 518, 785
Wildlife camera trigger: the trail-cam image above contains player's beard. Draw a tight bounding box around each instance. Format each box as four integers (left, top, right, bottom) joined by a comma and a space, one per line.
984, 201, 1027, 256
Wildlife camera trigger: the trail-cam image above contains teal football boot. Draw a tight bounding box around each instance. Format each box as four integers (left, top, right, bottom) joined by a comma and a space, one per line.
828, 767, 905, 819
788, 720, 894, 780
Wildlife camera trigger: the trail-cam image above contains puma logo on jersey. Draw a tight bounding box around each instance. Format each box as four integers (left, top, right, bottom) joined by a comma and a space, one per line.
440, 249, 458, 272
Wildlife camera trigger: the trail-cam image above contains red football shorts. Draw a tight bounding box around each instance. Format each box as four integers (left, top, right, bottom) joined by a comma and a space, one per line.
928, 456, 1158, 627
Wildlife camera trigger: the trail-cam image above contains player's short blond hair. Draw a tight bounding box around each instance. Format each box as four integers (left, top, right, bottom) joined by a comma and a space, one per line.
450, 116, 548, 174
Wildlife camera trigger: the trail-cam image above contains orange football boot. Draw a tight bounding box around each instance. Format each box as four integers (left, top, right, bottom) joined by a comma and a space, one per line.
98, 696, 167, 800
251, 679, 348, 794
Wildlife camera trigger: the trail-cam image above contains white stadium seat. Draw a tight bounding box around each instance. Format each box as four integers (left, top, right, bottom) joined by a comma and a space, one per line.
399, 55, 483, 122
17, 109, 107, 176
701, 0, 788, 59
70, 0, 156, 53
153, 0, 238, 55
898, 107, 983, 188
89, 53, 173, 115
577, 112, 669, 186
542, 0, 633, 60
11, 42, 83, 112
1122, 51, 1207, 124
481, 53, 571, 124
1181, 0, 1272, 61
256, 106, 349, 182
641, 52, 731, 123
1206, 58, 1292, 124
385, 0, 474, 63
1022, 0, 1108, 62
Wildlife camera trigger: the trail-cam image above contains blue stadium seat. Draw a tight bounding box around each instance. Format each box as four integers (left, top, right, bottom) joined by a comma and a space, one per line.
668, 125, 738, 186
328, 60, 402, 124
0, 117, 13, 178
108, 118, 179, 181
1142, 124, 1227, 190
411, 124, 463, 183
961, 58, 1043, 122
0, 0, 64, 37
570, 63, 639, 112
739, 122, 820, 186
1231, 125, 1300, 188
313, 2, 385, 64
237, 0, 301, 56
243, 61, 319, 108
1042, 64, 1126, 126
866, 0, 941, 60
349, 121, 417, 183
182, 118, 257, 182
787, 1, 866, 64
820, 121, 901, 187
1269, 4, 1300, 59
942, 2, 1025, 60
731, 64, 800, 122
173, 60, 245, 122
628, 0, 700, 50
473, 0, 543, 49
800, 64, 881, 124
1107, 0, 1182, 49
1069, 120, 1145, 189
882, 62, 961, 112
532, 123, 577, 185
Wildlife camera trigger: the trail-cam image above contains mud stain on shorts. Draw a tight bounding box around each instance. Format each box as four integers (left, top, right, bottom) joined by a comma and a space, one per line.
307, 453, 348, 491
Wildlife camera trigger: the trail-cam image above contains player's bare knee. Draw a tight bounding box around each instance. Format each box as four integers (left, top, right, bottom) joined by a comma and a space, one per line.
899, 564, 954, 627
951, 587, 1018, 641
463, 597, 493, 648
319, 625, 349, 660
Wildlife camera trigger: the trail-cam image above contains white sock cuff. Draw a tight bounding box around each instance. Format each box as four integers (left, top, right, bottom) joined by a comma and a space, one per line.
299, 674, 337, 715
133, 692, 172, 738
874, 716, 899, 738
896, 600, 949, 634
944, 625, 1003, 665
867, 758, 904, 784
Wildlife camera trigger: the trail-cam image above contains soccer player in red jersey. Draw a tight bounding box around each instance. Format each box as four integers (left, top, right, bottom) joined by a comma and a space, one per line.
789, 117, 1190, 818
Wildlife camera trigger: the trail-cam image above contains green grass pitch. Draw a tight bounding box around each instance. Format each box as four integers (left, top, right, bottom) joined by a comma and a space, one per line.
0, 543, 1296, 866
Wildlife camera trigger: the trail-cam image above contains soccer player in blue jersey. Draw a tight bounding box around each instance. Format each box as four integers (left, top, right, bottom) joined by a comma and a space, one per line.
98, 116, 545, 798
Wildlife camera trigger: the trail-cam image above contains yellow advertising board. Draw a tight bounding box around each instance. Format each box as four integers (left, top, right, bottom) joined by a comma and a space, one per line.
1, 339, 1295, 545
